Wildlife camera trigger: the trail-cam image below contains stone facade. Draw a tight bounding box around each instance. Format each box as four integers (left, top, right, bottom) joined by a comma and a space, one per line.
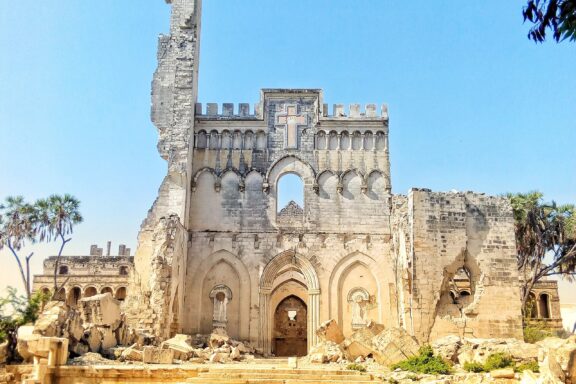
124, 0, 560, 356
32, 248, 132, 306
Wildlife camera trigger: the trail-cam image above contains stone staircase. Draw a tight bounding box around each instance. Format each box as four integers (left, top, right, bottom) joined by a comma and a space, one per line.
185, 367, 379, 384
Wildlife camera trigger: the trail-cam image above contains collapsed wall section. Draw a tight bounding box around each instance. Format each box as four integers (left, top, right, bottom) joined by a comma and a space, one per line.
400, 189, 523, 342
126, 0, 201, 339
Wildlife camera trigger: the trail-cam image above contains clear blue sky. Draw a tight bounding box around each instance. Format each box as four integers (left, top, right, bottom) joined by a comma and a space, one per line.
1, 1, 575, 300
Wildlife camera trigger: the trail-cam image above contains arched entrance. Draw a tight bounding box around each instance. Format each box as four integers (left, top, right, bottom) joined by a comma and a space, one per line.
273, 295, 307, 357
259, 250, 320, 354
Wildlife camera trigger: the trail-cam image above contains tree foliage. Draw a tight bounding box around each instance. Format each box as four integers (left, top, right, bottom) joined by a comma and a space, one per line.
507, 192, 576, 316
0, 195, 83, 298
523, 0, 576, 42
0, 287, 51, 362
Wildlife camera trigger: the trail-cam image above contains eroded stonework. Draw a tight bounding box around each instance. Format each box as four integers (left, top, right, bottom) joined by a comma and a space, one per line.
125, 0, 530, 356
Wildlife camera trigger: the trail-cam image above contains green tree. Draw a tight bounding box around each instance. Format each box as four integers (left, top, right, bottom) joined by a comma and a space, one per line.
507, 192, 576, 316
0, 197, 38, 298
0, 195, 83, 299
35, 194, 83, 295
523, 0, 576, 42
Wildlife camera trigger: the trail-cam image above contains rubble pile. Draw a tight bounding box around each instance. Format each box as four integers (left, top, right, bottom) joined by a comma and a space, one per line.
18, 294, 132, 361
308, 319, 420, 366
112, 328, 258, 364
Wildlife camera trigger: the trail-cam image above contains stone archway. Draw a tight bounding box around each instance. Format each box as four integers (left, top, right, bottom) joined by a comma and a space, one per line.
273, 295, 308, 357
259, 250, 320, 354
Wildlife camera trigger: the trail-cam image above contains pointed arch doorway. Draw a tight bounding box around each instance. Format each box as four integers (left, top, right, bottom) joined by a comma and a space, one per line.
273, 295, 308, 356
259, 250, 320, 355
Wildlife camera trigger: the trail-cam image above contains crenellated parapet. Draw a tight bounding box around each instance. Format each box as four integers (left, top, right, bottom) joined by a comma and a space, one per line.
195, 103, 262, 119
321, 103, 389, 120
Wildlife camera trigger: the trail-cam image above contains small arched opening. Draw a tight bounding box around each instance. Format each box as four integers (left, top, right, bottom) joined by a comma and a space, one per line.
115, 287, 127, 301
67, 286, 82, 307
101, 287, 113, 296
84, 286, 97, 298
538, 293, 550, 319
119, 266, 129, 276
58, 265, 69, 275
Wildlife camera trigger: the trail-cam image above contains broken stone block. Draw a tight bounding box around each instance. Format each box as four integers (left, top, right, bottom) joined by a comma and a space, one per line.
71, 341, 90, 357
101, 328, 118, 351
16, 325, 41, 362
490, 368, 515, 379
537, 336, 576, 380
431, 335, 461, 362
341, 322, 384, 360
33, 301, 67, 337
371, 327, 420, 366
86, 326, 103, 353
121, 344, 143, 362
161, 334, 195, 360
209, 328, 229, 349
229, 346, 241, 360
309, 341, 344, 363
309, 352, 327, 364
539, 350, 566, 384
79, 293, 121, 329
142, 346, 173, 364
316, 319, 345, 344
209, 352, 229, 363
34, 337, 69, 366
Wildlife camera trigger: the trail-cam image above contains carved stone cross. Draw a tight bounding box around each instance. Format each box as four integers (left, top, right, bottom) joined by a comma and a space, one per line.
275, 104, 308, 149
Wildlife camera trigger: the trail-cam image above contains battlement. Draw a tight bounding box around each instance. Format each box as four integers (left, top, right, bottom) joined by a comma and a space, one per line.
194, 102, 389, 120
195, 103, 262, 119
322, 104, 389, 120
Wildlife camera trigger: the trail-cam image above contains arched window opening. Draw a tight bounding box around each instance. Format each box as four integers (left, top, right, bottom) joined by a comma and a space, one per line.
538, 293, 550, 319
277, 173, 304, 226
119, 266, 129, 276
351, 132, 362, 150
84, 286, 97, 298
54, 288, 66, 301
526, 292, 538, 319
375, 131, 386, 150
316, 131, 327, 150
59, 265, 69, 275
101, 287, 113, 295
115, 287, 127, 301
364, 132, 374, 150
221, 130, 232, 149
67, 287, 82, 307
328, 132, 338, 150
340, 131, 350, 150
450, 267, 473, 306
196, 131, 207, 149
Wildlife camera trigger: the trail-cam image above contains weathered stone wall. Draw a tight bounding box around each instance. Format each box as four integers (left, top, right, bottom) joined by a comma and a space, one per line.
403, 189, 524, 342
32, 256, 132, 304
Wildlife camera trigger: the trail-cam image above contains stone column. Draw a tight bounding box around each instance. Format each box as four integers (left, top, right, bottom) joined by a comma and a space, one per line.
259, 289, 271, 353
308, 289, 320, 351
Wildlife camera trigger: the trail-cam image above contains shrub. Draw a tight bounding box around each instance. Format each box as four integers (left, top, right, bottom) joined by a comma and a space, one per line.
515, 360, 539, 373
524, 323, 553, 343
463, 361, 485, 373
346, 363, 367, 372
483, 353, 513, 371
391, 345, 452, 375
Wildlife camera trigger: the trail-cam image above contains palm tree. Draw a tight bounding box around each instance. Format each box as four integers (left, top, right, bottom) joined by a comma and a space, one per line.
35, 194, 83, 295
0, 197, 37, 298
508, 192, 576, 317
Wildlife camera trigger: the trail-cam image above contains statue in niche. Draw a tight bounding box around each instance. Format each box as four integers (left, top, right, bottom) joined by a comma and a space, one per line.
348, 288, 370, 329
210, 285, 232, 328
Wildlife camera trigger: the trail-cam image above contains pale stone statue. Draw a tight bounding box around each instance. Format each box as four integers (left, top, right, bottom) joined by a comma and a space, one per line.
348, 288, 370, 329
213, 292, 228, 323
210, 285, 232, 328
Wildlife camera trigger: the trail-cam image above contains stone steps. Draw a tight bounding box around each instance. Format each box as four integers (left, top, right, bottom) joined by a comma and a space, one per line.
186, 367, 378, 384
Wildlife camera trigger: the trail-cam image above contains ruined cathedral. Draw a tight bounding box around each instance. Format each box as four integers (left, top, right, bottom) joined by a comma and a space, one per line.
125, 0, 525, 357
